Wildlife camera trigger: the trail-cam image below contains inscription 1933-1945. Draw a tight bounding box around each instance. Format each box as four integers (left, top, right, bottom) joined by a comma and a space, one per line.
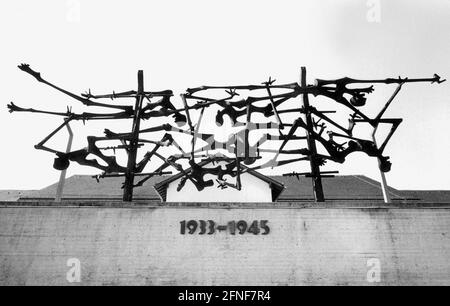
179, 220, 270, 235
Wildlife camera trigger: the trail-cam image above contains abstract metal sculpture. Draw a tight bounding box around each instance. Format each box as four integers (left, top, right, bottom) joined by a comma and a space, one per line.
8, 64, 444, 202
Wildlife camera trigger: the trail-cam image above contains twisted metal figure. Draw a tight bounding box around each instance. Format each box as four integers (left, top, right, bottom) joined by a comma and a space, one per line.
8, 63, 444, 201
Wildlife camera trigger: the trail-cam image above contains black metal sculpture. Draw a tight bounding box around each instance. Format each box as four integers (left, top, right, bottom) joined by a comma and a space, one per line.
8, 64, 444, 202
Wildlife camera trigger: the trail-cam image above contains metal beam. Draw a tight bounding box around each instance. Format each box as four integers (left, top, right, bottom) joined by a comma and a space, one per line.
300, 67, 325, 202
123, 70, 144, 202
55, 121, 73, 202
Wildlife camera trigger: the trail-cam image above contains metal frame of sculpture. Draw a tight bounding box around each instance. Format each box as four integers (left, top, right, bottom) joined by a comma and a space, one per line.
8, 64, 445, 202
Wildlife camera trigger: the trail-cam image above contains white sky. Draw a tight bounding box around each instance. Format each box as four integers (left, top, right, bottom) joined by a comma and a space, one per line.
0, 0, 449, 191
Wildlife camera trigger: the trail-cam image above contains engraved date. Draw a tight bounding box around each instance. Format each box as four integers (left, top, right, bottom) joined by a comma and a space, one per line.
179, 220, 270, 235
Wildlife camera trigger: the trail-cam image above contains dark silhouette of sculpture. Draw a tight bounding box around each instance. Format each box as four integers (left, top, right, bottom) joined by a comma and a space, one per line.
8, 63, 444, 201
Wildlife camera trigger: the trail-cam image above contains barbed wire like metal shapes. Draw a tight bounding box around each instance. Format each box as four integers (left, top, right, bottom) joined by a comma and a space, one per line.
8, 64, 445, 201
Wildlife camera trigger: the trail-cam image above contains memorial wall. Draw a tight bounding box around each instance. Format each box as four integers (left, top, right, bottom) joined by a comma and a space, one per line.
1, 203, 448, 285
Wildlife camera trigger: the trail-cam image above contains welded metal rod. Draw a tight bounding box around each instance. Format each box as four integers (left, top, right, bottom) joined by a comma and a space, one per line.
372, 127, 391, 203
301, 67, 324, 202
123, 70, 144, 202
55, 122, 73, 202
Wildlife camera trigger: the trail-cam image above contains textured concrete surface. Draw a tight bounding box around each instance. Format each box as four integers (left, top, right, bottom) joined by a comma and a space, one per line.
0, 203, 449, 285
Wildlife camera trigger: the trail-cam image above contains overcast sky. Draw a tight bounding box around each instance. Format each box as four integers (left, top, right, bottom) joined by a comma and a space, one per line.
0, 0, 449, 191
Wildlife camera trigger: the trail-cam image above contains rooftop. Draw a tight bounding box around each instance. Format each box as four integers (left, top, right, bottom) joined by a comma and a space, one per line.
2, 174, 448, 203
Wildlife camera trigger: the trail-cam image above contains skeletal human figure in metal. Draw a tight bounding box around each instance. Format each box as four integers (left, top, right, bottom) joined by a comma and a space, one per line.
8, 64, 444, 201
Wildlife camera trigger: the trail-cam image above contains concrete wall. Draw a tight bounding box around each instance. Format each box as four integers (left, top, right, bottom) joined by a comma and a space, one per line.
166, 171, 273, 202
0, 203, 449, 285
